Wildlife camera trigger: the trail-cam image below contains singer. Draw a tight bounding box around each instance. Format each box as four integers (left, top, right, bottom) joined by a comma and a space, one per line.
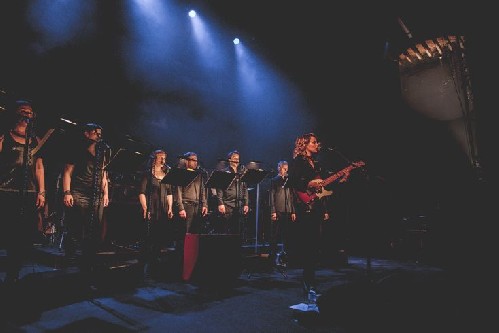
137, 149, 174, 280
61, 123, 110, 289
215, 150, 249, 234
287, 132, 330, 296
174, 152, 209, 281
269, 160, 296, 269
0, 99, 46, 284
175, 151, 208, 233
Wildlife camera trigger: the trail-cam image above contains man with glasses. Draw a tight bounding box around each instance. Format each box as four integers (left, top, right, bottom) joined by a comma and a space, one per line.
175, 152, 209, 281
176, 152, 208, 234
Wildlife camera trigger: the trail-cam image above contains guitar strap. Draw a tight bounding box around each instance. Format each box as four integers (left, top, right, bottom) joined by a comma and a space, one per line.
31, 128, 55, 156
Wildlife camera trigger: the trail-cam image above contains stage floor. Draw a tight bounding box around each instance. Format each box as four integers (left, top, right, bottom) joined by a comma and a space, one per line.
1, 240, 488, 332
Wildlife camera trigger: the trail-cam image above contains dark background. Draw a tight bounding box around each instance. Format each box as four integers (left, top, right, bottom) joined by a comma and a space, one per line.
1, 1, 494, 261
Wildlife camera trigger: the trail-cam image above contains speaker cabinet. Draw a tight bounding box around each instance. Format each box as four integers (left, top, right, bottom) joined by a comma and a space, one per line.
188, 234, 242, 287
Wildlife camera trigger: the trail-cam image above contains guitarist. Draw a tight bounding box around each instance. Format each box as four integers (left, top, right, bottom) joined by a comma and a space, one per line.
0, 99, 46, 284
288, 132, 330, 296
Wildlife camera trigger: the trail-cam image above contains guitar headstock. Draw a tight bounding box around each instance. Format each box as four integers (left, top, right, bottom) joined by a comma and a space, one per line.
352, 160, 365, 168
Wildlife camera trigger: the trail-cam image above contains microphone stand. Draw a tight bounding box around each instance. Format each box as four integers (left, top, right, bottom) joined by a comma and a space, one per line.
277, 175, 290, 277
198, 166, 214, 234
89, 140, 106, 252
235, 165, 245, 241
197, 167, 207, 232
325, 147, 372, 279
254, 170, 261, 253
20, 118, 34, 216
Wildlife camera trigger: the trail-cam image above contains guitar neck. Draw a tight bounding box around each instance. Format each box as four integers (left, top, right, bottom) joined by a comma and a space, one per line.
322, 165, 356, 187
31, 128, 55, 155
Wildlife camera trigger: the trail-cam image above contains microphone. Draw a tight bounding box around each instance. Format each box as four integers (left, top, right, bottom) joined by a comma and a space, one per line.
282, 176, 289, 189
97, 140, 111, 149
19, 115, 32, 123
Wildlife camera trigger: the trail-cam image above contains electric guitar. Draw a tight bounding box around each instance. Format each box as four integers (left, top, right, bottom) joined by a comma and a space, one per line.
295, 160, 365, 205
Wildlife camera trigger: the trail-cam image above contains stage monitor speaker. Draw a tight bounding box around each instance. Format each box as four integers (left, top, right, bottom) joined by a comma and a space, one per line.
189, 234, 242, 287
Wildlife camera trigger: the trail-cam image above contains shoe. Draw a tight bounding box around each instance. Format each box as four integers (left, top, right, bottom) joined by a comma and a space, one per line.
307, 287, 318, 304
309, 286, 321, 297
275, 251, 288, 268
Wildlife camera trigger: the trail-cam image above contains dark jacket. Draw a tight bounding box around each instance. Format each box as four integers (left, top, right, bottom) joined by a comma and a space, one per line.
288, 155, 328, 214
269, 175, 295, 214
215, 167, 249, 208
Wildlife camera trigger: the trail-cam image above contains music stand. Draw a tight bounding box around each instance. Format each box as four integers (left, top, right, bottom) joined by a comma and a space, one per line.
104, 149, 148, 174
205, 170, 236, 190
240, 169, 269, 185
161, 167, 199, 187
240, 169, 269, 253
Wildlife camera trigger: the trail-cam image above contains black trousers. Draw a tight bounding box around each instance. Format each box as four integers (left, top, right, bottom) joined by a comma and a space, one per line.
63, 194, 104, 280
296, 209, 322, 288
270, 212, 293, 257
182, 202, 203, 234
0, 190, 38, 281
215, 205, 242, 235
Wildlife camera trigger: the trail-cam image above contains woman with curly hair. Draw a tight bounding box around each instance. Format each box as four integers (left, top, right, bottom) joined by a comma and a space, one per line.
287, 132, 330, 295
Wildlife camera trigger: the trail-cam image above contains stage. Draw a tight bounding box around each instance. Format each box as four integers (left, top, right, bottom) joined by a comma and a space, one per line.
0, 238, 486, 332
